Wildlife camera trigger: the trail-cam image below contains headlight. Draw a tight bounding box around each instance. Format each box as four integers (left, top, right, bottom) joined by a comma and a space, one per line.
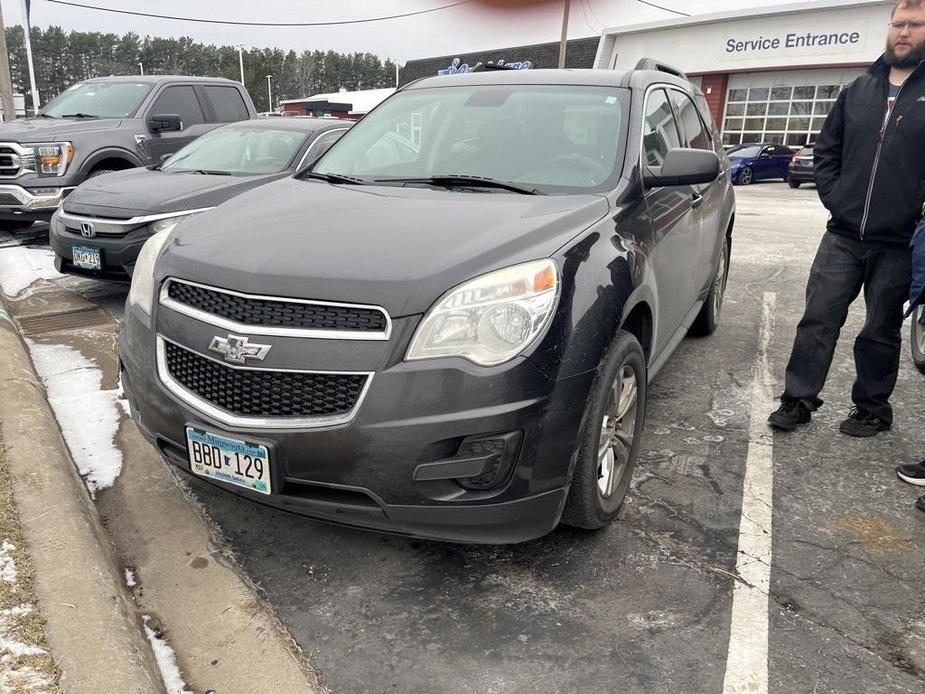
149, 212, 200, 236
32, 142, 74, 176
127, 230, 172, 315
50, 207, 64, 234
407, 259, 559, 366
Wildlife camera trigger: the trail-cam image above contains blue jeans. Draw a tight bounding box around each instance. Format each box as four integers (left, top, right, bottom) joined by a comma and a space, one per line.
783, 232, 912, 423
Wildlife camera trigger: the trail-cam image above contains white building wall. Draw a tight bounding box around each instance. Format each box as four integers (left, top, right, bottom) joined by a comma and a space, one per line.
597, 0, 892, 75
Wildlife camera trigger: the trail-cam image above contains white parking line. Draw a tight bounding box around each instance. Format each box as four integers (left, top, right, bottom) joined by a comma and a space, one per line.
722, 291, 777, 694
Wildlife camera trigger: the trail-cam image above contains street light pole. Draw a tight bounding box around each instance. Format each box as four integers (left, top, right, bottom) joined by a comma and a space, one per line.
237, 45, 245, 85
138, 62, 144, 76
20, 0, 39, 112
265, 74, 273, 113
557, 0, 571, 69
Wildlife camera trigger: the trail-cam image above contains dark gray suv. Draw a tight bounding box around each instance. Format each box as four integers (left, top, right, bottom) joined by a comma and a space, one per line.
0, 75, 256, 230
120, 63, 735, 544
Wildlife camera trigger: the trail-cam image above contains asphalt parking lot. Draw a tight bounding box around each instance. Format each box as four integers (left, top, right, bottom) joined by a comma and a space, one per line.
6, 182, 925, 693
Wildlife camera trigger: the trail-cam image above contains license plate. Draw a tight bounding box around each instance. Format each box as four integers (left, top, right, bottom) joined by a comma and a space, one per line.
72, 245, 101, 271
185, 427, 271, 495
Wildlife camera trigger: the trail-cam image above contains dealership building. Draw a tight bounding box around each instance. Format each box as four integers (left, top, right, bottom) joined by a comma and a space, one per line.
595, 0, 894, 147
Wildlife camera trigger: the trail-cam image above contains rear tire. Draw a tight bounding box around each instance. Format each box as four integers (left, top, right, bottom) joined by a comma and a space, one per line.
561, 330, 647, 530
0, 219, 33, 231
912, 306, 925, 375
789, 179, 801, 189
737, 167, 753, 186
690, 236, 730, 337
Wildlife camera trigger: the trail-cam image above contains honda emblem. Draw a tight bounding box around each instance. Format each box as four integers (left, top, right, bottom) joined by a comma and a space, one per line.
80, 221, 95, 238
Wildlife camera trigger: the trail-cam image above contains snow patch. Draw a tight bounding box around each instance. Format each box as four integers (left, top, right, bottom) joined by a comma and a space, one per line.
124, 569, 136, 588
0, 604, 32, 618
0, 247, 63, 297
25, 340, 123, 497
0, 541, 17, 586
142, 616, 191, 694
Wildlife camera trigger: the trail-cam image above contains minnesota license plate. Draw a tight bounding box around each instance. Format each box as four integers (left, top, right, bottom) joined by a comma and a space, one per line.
185, 427, 271, 495
72, 245, 102, 271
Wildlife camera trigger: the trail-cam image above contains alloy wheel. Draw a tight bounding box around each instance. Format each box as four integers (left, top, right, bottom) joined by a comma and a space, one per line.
739, 168, 753, 185
597, 366, 638, 498
713, 241, 728, 318
915, 306, 925, 356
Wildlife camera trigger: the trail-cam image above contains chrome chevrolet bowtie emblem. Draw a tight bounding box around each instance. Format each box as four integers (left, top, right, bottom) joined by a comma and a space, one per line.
80, 221, 95, 238
209, 334, 271, 364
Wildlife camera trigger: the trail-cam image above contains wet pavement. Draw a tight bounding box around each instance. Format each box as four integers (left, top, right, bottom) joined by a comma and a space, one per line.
5, 183, 924, 693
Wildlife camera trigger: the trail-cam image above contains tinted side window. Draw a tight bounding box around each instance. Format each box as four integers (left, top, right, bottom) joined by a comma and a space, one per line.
150, 85, 204, 126
643, 89, 682, 167
669, 90, 712, 151
205, 86, 249, 123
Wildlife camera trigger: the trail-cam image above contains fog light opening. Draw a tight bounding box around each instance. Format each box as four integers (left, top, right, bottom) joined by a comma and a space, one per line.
456, 431, 523, 491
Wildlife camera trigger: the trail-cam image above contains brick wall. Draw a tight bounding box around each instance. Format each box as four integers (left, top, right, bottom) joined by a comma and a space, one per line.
699, 74, 729, 130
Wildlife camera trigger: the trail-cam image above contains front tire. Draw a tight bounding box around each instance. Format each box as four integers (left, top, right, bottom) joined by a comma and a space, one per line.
789, 179, 801, 189
912, 305, 925, 375
87, 168, 116, 179
0, 219, 33, 231
690, 236, 730, 337
561, 330, 647, 530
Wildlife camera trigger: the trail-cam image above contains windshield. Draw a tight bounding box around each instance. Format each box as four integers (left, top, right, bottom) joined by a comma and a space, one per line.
728, 145, 763, 158
41, 81, 153, 118
163, 126, 308, 175
314, 84, 629, 193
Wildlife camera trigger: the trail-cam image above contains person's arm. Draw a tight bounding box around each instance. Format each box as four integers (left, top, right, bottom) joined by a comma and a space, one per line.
814, 88, 848, 210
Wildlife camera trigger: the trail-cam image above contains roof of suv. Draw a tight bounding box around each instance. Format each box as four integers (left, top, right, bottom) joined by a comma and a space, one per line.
219, 117, 350, 133
404, 68, 695, 93
82, 75, 244, 85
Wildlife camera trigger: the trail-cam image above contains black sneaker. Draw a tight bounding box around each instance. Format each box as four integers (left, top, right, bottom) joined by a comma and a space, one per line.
838, 407, 890, 437
768, 397, 811, 431
896, 462, 925, 487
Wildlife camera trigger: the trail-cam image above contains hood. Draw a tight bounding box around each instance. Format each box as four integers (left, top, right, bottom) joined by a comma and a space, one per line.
63, 168, 279, 217
160, 177, 610, 317
0, 117, 124, 142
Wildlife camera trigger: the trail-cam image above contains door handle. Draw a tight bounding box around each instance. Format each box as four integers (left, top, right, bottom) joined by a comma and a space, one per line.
691, 192, 704, 209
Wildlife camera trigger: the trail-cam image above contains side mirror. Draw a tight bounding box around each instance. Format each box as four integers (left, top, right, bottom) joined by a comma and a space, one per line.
644, 148, 721, 188
147, 113, 182, 133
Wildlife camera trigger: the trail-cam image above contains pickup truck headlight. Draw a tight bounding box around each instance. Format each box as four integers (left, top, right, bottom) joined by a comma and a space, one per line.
127, 230, 172, 316
407, 259, 559, 366
32, 142, 74, 176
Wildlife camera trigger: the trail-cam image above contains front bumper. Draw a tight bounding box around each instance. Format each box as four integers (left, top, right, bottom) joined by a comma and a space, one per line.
119, 302, 593, 544
0, 184, 73, 220
787, 165, 815, 183
49, 215, 149, 281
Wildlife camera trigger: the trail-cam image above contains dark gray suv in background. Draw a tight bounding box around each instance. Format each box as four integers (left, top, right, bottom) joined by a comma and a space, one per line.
0, 75, 256, 230
120, 62, 735, 543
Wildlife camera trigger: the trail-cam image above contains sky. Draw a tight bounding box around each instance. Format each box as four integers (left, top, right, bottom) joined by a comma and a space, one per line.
0, 0, 827, 63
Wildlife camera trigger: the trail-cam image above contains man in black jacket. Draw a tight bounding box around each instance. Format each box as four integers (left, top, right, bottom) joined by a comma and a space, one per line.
769, 0, 925, 436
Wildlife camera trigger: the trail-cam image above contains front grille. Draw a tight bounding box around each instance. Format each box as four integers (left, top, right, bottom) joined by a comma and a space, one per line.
166, 280, 388, 334
163, 340, 367, 418
0, 147, 21, 177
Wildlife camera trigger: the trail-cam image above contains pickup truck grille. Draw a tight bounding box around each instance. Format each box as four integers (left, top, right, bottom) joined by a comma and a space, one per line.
164, 279, 390, 336
163, 340, 368, 418
0, 146, 22, 177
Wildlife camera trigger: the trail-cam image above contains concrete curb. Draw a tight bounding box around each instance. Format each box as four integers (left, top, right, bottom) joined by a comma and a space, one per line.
0, 301, 161, 692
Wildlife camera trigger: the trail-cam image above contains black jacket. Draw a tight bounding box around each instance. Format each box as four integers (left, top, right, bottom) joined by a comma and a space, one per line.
815, 57, 925, 245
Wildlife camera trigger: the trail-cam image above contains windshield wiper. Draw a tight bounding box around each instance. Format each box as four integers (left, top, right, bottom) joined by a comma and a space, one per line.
300, 171, 366, 185
59, 113, 98, 119
192, 169, 232, 176
376, 174, 542, 195
36, 113, 55, 118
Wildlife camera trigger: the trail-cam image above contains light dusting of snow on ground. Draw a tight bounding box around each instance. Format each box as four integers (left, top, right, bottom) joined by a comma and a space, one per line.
25, 339, 124, 498
124, 569, 136, 588
0, 542, 17, 587
142, 616, 191, 694
0, 246, 63, 297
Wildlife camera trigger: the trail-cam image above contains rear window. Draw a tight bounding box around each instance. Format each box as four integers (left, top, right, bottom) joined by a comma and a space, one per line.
205, 86, 250, 123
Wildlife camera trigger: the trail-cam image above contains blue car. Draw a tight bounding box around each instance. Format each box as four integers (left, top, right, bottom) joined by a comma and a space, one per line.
727, 143, 795, 185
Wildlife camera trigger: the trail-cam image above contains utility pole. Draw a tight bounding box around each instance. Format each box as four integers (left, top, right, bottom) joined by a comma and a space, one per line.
138, 62, 144, 76
0, 5, 17, 121
558, 0, 571, 69
236, 45, 245, 85
265, 74, 272, 112
20, 0, 39, 112
395, 62, 399, 88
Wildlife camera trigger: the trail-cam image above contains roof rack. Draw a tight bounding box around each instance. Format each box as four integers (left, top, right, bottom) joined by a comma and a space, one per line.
634, 58, 688, 82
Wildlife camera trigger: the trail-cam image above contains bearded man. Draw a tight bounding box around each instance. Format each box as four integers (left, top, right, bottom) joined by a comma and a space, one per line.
769, 0, 925, 436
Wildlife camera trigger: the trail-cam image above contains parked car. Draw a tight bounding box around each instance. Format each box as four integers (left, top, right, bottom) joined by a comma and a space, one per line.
727, 142, 794, 185
787, 145, 815, 188
120, 62, 735, 544
0, 75, 257, 230
49, 118, 349, 280
913, 306, 925, 374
